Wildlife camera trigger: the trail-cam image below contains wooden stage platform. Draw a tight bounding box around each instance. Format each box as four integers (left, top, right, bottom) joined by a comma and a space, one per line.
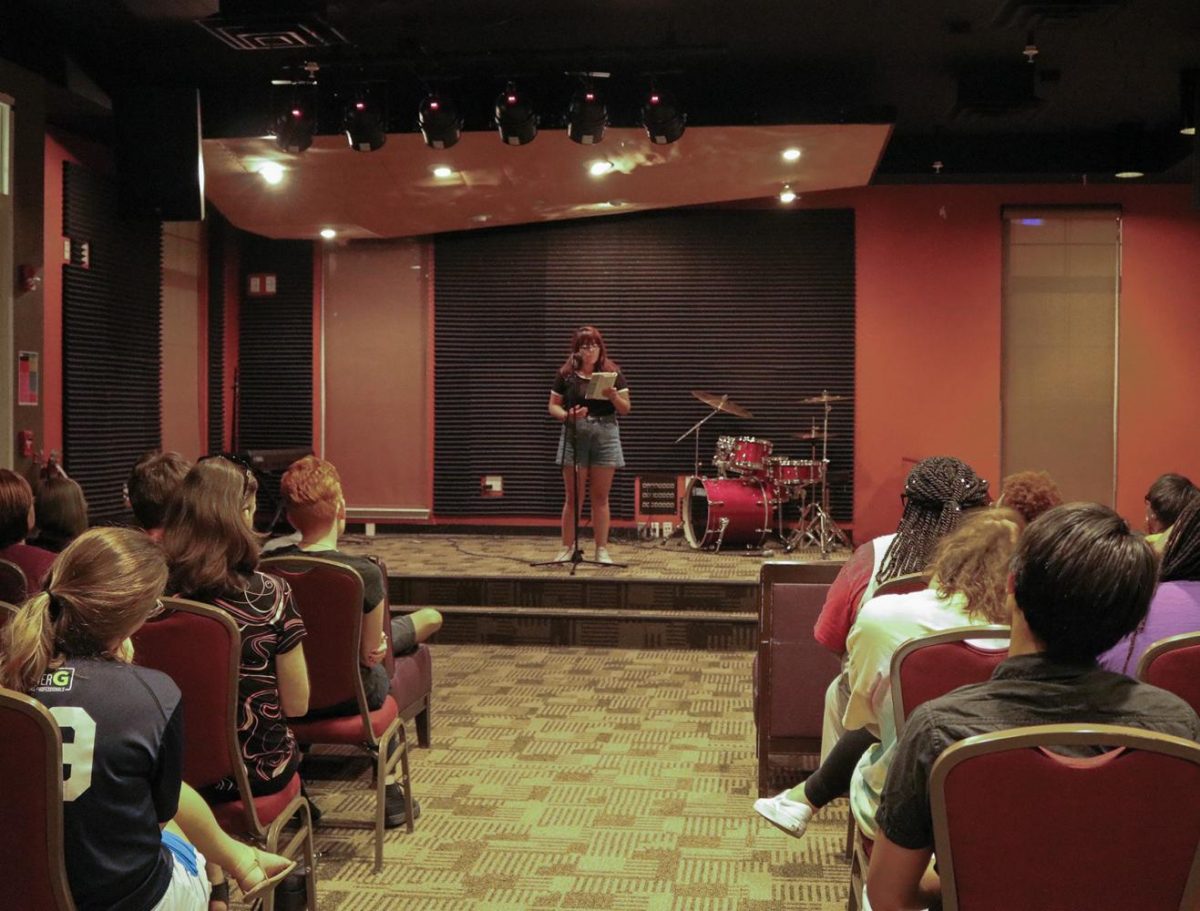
336, 531, 847, 651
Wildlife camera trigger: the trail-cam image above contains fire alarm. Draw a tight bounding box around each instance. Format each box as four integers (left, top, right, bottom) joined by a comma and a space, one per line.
18, 265, 41, 293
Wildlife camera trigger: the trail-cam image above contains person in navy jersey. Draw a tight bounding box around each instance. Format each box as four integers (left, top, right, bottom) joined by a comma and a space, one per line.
0, 527, 294, 910
547, 325, 632, 565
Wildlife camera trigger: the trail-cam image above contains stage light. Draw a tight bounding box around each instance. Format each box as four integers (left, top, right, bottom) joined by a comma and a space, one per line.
419, 93, 462, 149
779, 185, 797, 204
432, 165, 454, 178
275, 104, 314, 153
782, 147, 802, 162
320, 228, 336, 239
641, 87, 685, 144
588, 160, 613, 176
1114, 170, 1144, 179
344, 98, 386, 152
568, 84, 607, 144
257, 162, 284, 185
495, 82, 538, 145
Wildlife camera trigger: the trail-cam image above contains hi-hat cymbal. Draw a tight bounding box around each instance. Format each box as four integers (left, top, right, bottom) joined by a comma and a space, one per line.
793, 430, 841, 441
800, 391, 851, 404
691, 389, 753, 419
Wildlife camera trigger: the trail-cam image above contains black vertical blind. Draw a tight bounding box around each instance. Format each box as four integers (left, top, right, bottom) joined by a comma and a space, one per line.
207, 213, 227, 453
62, 162, 162, 521
434, 209, 855, 521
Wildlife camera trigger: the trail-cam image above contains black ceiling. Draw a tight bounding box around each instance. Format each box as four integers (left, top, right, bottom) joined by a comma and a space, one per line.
7, 0, 1200, 181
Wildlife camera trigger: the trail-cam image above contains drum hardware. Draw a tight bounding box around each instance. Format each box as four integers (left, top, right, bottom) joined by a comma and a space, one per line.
786, 389, 853, 557
675, 390, 753, 478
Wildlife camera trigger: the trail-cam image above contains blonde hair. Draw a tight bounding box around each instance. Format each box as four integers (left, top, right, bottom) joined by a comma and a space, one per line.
279, 456, 343, 535
0, 527, 168, 692
930, 507, 1021, 625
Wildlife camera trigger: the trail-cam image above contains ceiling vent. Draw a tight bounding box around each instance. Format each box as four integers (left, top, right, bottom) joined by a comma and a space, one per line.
198, 1, 348, 51
992, 0, 1124, 28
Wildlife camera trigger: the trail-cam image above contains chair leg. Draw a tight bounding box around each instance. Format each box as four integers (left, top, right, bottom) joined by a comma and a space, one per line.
844, 811, 856, 862
375, 730, 388, 873
415, 698, 431, 748
399, 732, 414, 835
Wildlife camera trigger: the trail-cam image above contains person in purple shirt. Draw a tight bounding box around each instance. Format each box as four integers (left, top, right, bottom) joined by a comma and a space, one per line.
0, 467, 56, 592
1101, 497, 1200, 675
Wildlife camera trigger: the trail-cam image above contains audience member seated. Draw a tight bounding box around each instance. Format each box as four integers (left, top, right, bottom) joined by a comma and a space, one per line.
1144, 472, 1199, 554
161, 458, 310, 813
126, 450, 192, 541
0, 527, 294, 911
755, 509, 1017, 838
273, 454, 439, 827
995, 469, 1062, 526
1101, 497, 1200, 675
29, 470, 88, 554
0, 468, 56, 588
866, 503, 1200, 911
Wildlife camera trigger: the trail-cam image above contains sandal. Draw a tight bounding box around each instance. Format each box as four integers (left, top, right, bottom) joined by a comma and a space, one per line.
234, 849, 298, 903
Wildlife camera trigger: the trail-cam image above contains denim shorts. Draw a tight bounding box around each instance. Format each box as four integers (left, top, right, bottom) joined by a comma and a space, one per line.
556, 415, 625, 468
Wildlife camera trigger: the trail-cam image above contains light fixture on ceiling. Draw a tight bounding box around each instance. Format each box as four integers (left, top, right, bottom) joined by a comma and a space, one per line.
257, 161, 284, 185
1114, 122, 1146, 179
432, 165, 454, 178
567, 82, 607, 144
344, 97, 386, 152
1114, 170, 1145, 179
782, 147, 802, 162
495, 82, 538, 146
641, 86, 685, 144
1180, 70, 1198, 137
588, 160, 614, 177
419, 93, 462, 149
779, 185, 797, 204
275, 104, 315, 153
320, 228, 336, 239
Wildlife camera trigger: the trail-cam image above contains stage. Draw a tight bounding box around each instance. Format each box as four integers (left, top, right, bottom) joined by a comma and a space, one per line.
337, 531, 848, 651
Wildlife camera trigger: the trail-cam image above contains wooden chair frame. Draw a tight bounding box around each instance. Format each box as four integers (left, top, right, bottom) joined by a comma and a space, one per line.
1137, 631, 1200, 713
871, 571, 930, 600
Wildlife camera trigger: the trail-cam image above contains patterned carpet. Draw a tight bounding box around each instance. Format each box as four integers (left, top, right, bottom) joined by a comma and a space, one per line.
292, 644, 852, 910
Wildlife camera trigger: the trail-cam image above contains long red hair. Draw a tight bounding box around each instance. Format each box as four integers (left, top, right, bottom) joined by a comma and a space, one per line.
558, 325, 619, 376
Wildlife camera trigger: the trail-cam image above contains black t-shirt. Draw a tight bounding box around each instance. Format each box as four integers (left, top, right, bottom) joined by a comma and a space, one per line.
551, 368, 629, 417
269, 544, 386, 614
32, 658, 183, 911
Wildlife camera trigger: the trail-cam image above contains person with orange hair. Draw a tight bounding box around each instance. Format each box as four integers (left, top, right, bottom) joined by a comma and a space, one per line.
996, 469, 1063, 526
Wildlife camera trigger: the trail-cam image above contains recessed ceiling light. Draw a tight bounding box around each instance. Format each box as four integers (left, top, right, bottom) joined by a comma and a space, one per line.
257, 161, 284, 185
782, 147, 802, 162
432, 166, 454, 178
779, 186, 797, 204
588, 160, 614, 177
1182, 127, 1197, 136
1114, 170, 1145, 179
319, 228, 337, 239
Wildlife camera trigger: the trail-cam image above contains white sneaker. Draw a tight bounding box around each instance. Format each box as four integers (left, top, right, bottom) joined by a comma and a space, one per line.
554, 546, 573, 563
595, 547, 614, 565
753, 791, 814, 838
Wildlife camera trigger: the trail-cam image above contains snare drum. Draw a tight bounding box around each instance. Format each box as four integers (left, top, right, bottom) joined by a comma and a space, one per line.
768, 458, 825, 487
683, 476, 772, 550
730, 437, 774, 477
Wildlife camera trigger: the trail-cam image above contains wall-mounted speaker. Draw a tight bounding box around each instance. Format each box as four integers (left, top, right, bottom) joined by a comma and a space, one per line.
116, 85, 205, 222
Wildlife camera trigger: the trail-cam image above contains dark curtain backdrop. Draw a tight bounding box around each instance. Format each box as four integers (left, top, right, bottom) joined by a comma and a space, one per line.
433, 208, 856, 522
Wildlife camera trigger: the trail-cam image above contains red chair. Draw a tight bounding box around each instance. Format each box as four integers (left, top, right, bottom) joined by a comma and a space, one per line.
1137, 631, 1200, 716
930, 724, 1200, 911
0, 687, 78, 911
369, 555, 433, 747
0, 558, 28, 604
260, 555, 413, 872
132, 599, 316, 910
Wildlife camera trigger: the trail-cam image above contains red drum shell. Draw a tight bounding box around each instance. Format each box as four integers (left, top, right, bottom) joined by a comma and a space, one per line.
683, 477, 772, 550
730, 437, 774, 477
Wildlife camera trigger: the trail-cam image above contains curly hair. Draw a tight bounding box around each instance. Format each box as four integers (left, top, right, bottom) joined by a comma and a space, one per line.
280, 455, 344, 535
930, 508, 1021, 624
998, 470, 1063, 526
876, 456, 991, 584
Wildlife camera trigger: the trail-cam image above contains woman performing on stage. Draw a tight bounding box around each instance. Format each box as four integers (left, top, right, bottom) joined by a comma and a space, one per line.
548, 326, 631, 565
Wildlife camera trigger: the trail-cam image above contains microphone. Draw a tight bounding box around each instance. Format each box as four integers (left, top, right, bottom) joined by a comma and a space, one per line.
572, 352, 582, 369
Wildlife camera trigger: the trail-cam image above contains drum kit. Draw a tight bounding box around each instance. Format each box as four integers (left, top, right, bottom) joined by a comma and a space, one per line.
674, 389, 853, 556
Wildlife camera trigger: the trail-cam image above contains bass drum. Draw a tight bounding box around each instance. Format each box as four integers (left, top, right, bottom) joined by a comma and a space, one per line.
683, 476, 772, 551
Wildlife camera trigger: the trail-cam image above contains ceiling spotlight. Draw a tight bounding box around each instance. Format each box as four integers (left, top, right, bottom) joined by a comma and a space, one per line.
344, 98, 386, 152
782, 147, 802, 162
420, 93, 462, 149
779, 186, 797, 204
275, 104, 315, 153
1114, 170, 1145, 180
1180, 71, 1198, 136
495, 82, 538, 145
319, 228, 336, 239
568, 84, 607, 144
432, 165, 454, 178
257, 162, 284, 185
641, 87, 685, 144
588, 160, 614, 177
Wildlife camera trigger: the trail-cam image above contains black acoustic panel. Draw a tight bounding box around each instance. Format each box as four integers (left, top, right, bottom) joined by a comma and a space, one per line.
62, 162, 162, 521
115, 85, 205, 221
434, 209, 856, 521
207, 213, 227, 453
237, 236, 313, 451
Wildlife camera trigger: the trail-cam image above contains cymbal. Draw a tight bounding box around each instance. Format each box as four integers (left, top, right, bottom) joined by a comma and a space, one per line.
800, 392, 851, 404
793, 430, 840, 441
691, 389, 753, 419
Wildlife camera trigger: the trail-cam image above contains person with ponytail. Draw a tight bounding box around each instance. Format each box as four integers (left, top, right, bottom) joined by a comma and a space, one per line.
0, 527, 294, 910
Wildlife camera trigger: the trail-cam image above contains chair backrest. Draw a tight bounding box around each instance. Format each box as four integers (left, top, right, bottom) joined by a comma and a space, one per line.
259, 555, 369, 720
0, 558, 28, 604
931, 724, 1200, 911
131, 599, 264, 833
891, 626, 1011, 733
1138, 632, 1200, 717
871, 571, 930, 600
0, 688, 78, 911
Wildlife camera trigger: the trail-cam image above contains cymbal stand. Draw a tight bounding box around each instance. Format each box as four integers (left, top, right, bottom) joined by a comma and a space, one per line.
673, 397, 728, 477
787, 394, 851, 557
